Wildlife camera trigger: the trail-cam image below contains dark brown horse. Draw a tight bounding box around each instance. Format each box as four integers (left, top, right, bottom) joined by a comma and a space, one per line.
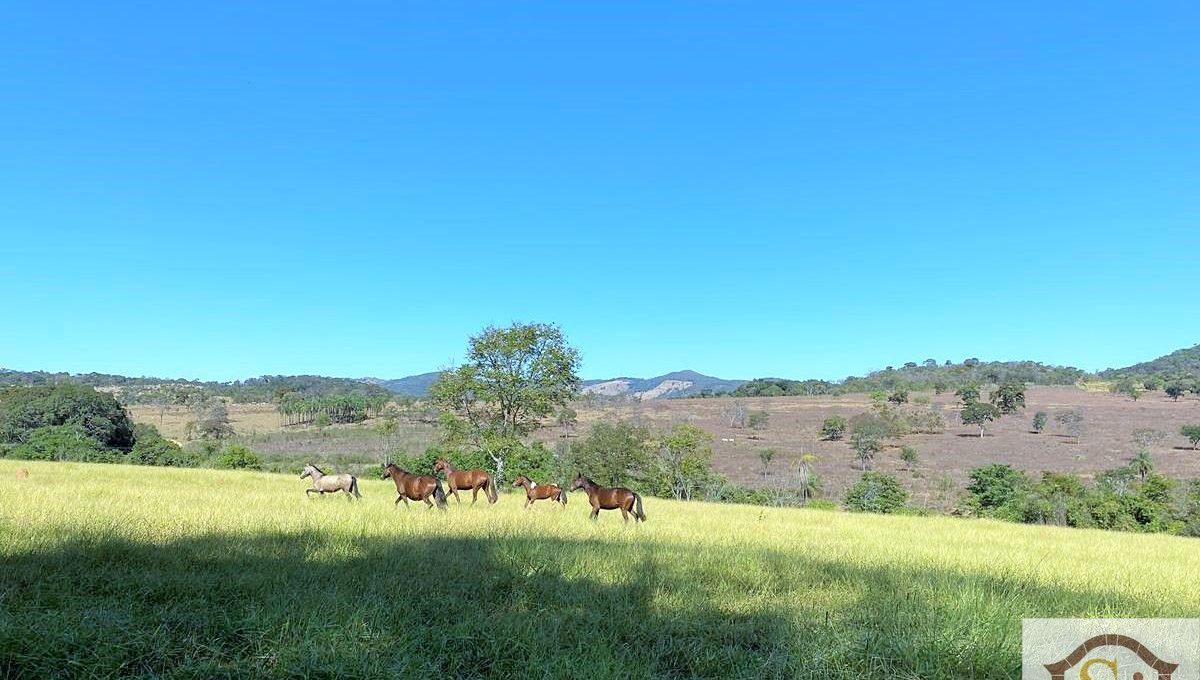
380, 463, 447, 510
512, 475, 568, 509
433, 458, 497, 505
570, 474, 646, 523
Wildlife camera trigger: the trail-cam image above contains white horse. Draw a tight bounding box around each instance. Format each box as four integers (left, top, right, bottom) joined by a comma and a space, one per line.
300, 464, 361, 500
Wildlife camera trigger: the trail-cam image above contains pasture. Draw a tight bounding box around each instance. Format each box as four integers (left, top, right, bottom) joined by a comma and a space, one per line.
3, 460, 1199, 678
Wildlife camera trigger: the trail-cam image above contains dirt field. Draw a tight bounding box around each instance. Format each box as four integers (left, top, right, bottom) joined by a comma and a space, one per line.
560, 387, 1200, 509
128, 387, 1200, 507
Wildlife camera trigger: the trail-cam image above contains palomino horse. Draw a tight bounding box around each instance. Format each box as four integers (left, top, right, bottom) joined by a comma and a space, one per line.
570, 474, 645, 523
300, 464, 361, 500
512, 475, 567, 509
380, 463, 447, 510
432, 458, 497, 505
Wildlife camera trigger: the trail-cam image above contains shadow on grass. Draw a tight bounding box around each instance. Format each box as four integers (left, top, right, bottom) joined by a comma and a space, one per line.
0, 530, 1167, 679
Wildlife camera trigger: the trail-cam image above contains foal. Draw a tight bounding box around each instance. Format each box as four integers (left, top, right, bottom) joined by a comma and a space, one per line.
300, 464, 361, 500
512, 475, 567, 509
570, 474, 646, 523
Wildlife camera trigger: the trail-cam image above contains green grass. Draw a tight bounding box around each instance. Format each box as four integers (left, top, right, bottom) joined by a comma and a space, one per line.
2, 460, 1198, 678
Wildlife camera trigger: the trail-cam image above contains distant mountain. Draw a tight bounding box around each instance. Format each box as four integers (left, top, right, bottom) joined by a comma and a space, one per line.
364, 372, 442, 397
581, 370, 745, 400
1100, 344, 1200, 378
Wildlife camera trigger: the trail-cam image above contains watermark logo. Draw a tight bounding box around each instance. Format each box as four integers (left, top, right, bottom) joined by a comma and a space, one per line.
1023, 619, 1200, 679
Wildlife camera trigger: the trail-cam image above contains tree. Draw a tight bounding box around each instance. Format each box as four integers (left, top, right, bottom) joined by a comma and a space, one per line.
1055, 410, 1085, 444
1032, 411, 1048, 434
651, 423, 719, 501
747, 410, 770, 431
758, 448, 776, 477
722, 401, 749, 429
797, 453, 820, 503
844, 472, 908, 513
555, 405, 578, 436
430, 323, 581, 483
187, 399, 234, 440
820, 415, 848, 441
899, 446, 918, 470
1131, 428, 1167, 453
1182, 425, 1200, 451
955, 384, 980, 404
960, 402, 1001, 438
849, 419, 886, 470
989, 381, 1026, 415
1166, 383, 1186, 402
1129, 450, 1155, 482
932, 380, 948, 395
569, 421, 652, 488
215, 443, 262, 470
0, 383, 135, 450
887, 389, 908, 405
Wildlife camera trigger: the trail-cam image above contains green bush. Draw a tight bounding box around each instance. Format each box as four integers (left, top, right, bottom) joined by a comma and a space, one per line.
6, 425, 122, 463
1032, 411, 1048, 433
214, 444, 262, 470
819, 415, 847, 440
0, 383, 134, 450
129, 424, 199, 467
844, 472, 908, 514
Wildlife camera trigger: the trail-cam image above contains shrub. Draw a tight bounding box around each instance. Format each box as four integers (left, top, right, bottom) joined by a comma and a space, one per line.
844, 472, 908, 513
129, 424, 198, 467
966, 464, 1028, 519
887, 390, 908, 404
214, 444, 262, 470
899, 446, 918, 468
819, 416, 847, 441
6, 425, 122, 463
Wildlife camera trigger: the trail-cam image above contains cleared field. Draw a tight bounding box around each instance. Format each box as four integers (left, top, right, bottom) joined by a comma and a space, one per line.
2, 460, 1198, 678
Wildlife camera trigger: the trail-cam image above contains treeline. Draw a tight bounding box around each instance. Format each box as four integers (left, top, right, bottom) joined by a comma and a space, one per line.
0, 383, 266, 470
963, 463, 1200, 537
732, 359, 1087, 397
278, 393, 390, 426
1099, 343, 1200, 382
0, 370, 389, 406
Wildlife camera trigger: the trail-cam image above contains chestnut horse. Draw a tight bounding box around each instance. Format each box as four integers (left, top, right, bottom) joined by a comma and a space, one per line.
433, 458, 497, 505
512, 475, 567, 509
380, 463, 447, 510
570, 474, 646, 523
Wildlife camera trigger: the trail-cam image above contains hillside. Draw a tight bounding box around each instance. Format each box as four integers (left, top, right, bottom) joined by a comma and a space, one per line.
4, 460, 1198, 678
363, 371, 441, 397
581, 370, 745, 399
1101, 343, 1200, 378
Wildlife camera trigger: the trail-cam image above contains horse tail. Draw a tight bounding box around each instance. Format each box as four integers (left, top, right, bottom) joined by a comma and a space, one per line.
433, 478, 447, 510
634, 492, 646, 522
487, 474, 498, 504
559, 488, 568, 506
350, 476, 361, 499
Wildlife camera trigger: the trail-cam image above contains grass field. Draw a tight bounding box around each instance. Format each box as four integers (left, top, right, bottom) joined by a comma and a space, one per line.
3, 461, 1199, 678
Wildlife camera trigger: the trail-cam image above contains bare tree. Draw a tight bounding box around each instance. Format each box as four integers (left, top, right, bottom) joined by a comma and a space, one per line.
722, 400, 748, 429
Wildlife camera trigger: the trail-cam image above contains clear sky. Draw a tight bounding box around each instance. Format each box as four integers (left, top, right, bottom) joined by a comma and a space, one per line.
2, 2, 1197, 382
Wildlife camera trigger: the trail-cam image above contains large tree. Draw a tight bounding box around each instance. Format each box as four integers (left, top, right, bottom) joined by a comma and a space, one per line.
430, 323, 581, 481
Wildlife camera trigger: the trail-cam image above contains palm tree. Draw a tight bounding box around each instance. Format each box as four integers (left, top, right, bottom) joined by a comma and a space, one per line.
1130, 450, 1154, 481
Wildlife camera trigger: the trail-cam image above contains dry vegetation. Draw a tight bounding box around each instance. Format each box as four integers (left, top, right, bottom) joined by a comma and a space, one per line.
128, 387, 1200, 508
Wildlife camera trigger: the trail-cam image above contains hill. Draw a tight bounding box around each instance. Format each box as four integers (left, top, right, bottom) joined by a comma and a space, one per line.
581, 370, 745, 399
363, 371, 442, 397
1100, 343, 1200, 378
4, 459, 1197, 678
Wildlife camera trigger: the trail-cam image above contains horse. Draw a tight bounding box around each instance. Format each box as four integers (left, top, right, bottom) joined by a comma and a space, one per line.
300, 463, 361, 500
432, 458, 497, 505
380, 463, 447, 510
512, 475, 568, 509
570, 474, 645, 523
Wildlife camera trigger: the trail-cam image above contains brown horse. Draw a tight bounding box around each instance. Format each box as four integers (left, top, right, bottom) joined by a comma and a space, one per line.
512, 475, 568, 509
433, 458, 497, 505
380, 463, 447, 510
570, 474, 645, 523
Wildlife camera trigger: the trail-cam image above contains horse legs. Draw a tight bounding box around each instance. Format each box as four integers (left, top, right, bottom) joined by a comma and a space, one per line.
523, 497, 531, 509
306, 488, 318, 498
394, 494, 403, 507
424, 494, 433, 509
590, 505, 600, 520
450, 487, 462, 505
620, 507, 630, 523
471, 485, 479, 505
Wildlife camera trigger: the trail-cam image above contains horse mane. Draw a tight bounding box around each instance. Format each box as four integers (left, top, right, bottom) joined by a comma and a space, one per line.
309, 464, 325, 475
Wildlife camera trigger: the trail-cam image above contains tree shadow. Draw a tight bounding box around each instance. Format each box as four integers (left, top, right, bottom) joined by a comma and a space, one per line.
0, 530, 1170, 679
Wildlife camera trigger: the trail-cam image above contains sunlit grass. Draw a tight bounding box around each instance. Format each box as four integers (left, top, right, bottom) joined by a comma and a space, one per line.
2, 460, 1197, 678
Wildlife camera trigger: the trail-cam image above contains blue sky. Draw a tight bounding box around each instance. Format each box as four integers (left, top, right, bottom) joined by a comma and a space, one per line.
1, 2, 1197, 382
